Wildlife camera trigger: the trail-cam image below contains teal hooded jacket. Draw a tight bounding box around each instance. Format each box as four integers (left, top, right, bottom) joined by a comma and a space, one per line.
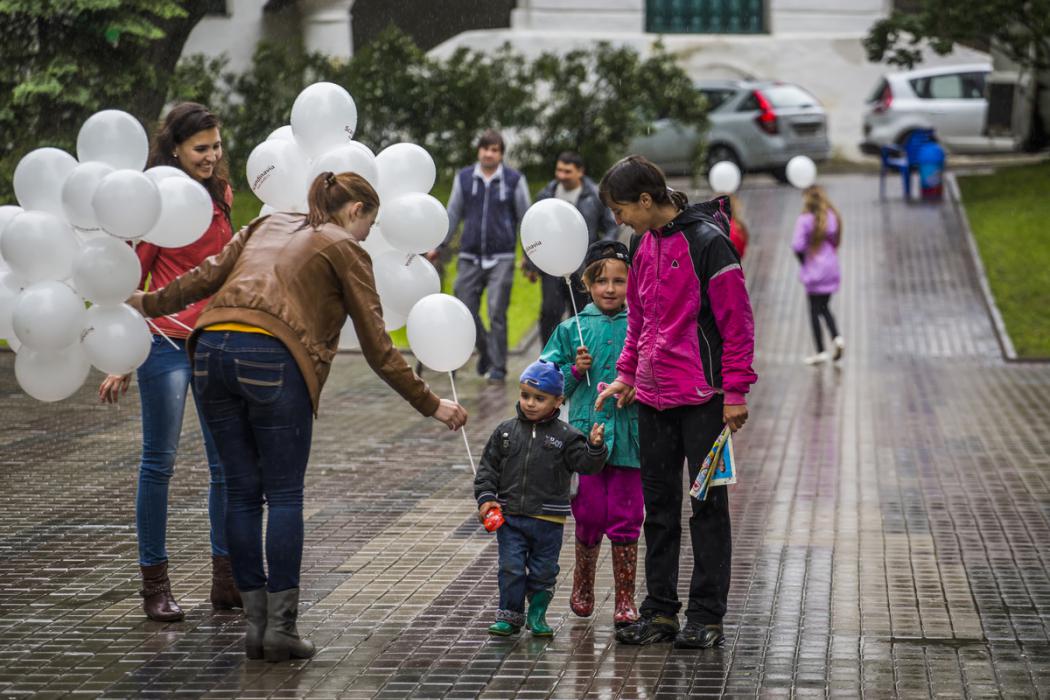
540, 303, 640, 468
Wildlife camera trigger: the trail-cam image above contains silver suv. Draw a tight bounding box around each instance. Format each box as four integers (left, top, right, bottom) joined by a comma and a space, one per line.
628, 79, 831, 180
862, 63, 1015, 153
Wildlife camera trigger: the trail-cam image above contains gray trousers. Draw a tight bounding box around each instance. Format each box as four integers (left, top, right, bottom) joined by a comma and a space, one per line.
453, 257, 515, 379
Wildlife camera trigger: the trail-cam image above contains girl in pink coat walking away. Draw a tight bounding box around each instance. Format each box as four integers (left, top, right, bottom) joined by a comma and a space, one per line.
791, 186, 844, 365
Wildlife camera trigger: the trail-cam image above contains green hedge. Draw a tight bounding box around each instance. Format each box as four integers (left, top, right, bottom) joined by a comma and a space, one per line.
169, 27, 708, 190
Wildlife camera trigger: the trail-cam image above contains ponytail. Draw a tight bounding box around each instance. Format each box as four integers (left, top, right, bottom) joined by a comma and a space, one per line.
599, 155, 688, 210
304, 171, 379, 229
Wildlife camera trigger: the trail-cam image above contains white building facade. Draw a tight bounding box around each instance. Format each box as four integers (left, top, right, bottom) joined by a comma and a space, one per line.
181, 0, 356, 76
431, 0, 988, 160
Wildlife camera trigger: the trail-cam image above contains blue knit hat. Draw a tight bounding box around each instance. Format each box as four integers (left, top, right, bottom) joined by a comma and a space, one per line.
519, 359, 564, 396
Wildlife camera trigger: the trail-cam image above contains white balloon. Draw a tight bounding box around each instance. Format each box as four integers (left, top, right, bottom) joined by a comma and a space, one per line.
290, 82, 358, 158
81, 303, 151, 374
0, 211, 79, 283
144, 165, 190, 185
259, 203, 276, 217
520, 199, 589, 277
383, 307, 406, 332
13, 147, 78, 216
92, 170, 161, 240
267, 125, 296, 142
77, 109, 149, 170
72, 236, 140, 305
0, 205, 24, 268
15, 343, 90, 402
338, 317, 360, 350
11, 281, 86, 351
0, 205, 23, 236
0, 271, 25, 339
144, 177, 213, 248
786, 156, 818, 189
308, 144, 379, 190
375, 143, 436, 201
380, 193, 449, 255
373, 251, 441, 317
406, 293, 476, 372
360, 224, 396, 259
61, 162, 115, 231
5, 335, 20, 353
246, 139, 309, 210
708, 160, 742, 194
349, 141, 376, 158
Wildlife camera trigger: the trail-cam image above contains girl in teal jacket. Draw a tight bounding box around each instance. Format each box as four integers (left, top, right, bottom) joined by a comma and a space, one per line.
539, 240, 642, 628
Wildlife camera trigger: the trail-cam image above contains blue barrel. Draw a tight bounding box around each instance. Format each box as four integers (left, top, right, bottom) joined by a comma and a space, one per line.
917, 140, 946, 201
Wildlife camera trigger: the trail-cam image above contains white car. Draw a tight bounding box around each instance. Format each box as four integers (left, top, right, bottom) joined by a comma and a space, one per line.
862, 63, 1016, 154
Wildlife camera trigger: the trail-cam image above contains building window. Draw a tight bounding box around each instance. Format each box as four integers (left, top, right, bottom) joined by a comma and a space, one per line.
205, 0, 229, 16
646, 0, 765, 34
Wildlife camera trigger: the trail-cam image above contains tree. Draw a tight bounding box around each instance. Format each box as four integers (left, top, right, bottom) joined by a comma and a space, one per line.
525, 42, 708, 177
864, 0, 1050, 73
0, 0, 212, 198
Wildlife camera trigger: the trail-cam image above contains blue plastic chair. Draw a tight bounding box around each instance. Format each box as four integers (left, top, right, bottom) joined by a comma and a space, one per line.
879, 128, 935, 199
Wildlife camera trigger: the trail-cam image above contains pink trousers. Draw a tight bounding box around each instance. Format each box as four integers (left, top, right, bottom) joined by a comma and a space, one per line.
571, 464, 644, 547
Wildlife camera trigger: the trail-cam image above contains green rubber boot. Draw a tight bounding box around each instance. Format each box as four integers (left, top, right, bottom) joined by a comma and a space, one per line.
526, 590, 554, 637
487, 620, 520, 636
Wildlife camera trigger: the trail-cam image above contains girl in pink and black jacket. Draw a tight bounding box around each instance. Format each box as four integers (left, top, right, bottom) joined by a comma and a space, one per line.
595, 156, 757, 650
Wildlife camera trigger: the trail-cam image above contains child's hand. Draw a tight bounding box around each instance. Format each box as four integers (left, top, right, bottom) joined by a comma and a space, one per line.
478, 501, 499, 522
574, 346, 592, 373
589, 422, 605, 446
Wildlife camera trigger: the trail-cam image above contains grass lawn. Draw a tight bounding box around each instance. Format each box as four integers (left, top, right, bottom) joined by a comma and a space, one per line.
230, 179, 542, 351
958, 162, 1050, 357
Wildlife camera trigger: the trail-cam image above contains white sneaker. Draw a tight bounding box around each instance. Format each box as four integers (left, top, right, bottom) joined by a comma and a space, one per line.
804, 351, 831, 365
832, 336, 845, 361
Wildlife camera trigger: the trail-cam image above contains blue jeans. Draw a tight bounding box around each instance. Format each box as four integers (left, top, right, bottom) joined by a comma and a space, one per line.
136, 336, 226, 566
193, 331, 313, 593
495, 514, 563, 624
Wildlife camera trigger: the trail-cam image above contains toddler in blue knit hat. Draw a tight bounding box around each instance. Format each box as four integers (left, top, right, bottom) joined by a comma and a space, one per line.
474, 359, 607, 637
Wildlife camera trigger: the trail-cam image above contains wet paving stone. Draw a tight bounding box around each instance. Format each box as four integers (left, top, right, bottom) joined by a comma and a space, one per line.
2, 175, 1049, 697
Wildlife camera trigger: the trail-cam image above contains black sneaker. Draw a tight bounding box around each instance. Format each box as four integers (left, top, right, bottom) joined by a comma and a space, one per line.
476, 353, 492, 377
673, 621, 725, 649
615, 613, 679, 645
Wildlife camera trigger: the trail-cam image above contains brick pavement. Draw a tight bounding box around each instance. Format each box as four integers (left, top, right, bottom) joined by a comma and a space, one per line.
1, 174, 1048, 697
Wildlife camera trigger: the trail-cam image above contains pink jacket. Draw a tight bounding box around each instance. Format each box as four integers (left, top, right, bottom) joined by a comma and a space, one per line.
617, 198, 757, 410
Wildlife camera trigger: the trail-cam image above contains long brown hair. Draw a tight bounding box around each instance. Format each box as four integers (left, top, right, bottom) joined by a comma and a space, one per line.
599, 155, 688, 210
149, 102, 231, 223
802, 185, 843, 252
304, 171, 380, 229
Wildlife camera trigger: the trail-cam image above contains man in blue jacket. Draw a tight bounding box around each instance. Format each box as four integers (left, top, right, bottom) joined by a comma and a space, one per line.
430, 130, 531, 384
526, 151, 619, 346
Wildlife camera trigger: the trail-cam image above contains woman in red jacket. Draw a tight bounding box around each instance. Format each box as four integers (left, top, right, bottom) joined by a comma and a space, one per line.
98, 103, 239, 621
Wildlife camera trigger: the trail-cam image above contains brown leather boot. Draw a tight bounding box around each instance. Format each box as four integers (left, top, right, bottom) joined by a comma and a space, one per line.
612, 541, 639, 628
140, 561, 184, 622
210, 555, 243, 610
570, 540, 601, 617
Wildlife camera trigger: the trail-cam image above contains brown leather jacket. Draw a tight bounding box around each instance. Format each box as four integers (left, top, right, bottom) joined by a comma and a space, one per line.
140, 211, 440, 417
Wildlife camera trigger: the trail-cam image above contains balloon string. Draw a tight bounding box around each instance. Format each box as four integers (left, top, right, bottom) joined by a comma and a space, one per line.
145, 319, 180, 350
164, 314, 195, 333
448, 371, 476, 474
566, 276, 591, 386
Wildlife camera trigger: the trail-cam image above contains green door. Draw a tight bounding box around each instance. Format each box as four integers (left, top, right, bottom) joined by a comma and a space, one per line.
646, 0, 766, 34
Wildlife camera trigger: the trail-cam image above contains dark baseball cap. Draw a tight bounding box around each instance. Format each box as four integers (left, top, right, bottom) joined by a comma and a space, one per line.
583, 240, 630, 269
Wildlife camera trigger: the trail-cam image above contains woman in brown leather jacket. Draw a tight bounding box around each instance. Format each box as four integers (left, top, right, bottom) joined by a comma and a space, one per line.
130, 171, 468, 662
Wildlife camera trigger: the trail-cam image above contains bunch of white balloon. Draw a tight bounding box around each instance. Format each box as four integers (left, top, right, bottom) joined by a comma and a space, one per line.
243, 82, 447, 346
0, 109, 216, 402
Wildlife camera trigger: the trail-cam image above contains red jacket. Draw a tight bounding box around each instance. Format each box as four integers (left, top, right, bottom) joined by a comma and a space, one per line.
136, 192, 232, 339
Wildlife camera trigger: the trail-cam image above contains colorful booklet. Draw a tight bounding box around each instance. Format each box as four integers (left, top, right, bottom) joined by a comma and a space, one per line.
689, 425, 736, 501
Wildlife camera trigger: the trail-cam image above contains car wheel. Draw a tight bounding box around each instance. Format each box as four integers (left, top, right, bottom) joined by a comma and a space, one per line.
706, 145, 741, 172
771, 166, 789, 184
